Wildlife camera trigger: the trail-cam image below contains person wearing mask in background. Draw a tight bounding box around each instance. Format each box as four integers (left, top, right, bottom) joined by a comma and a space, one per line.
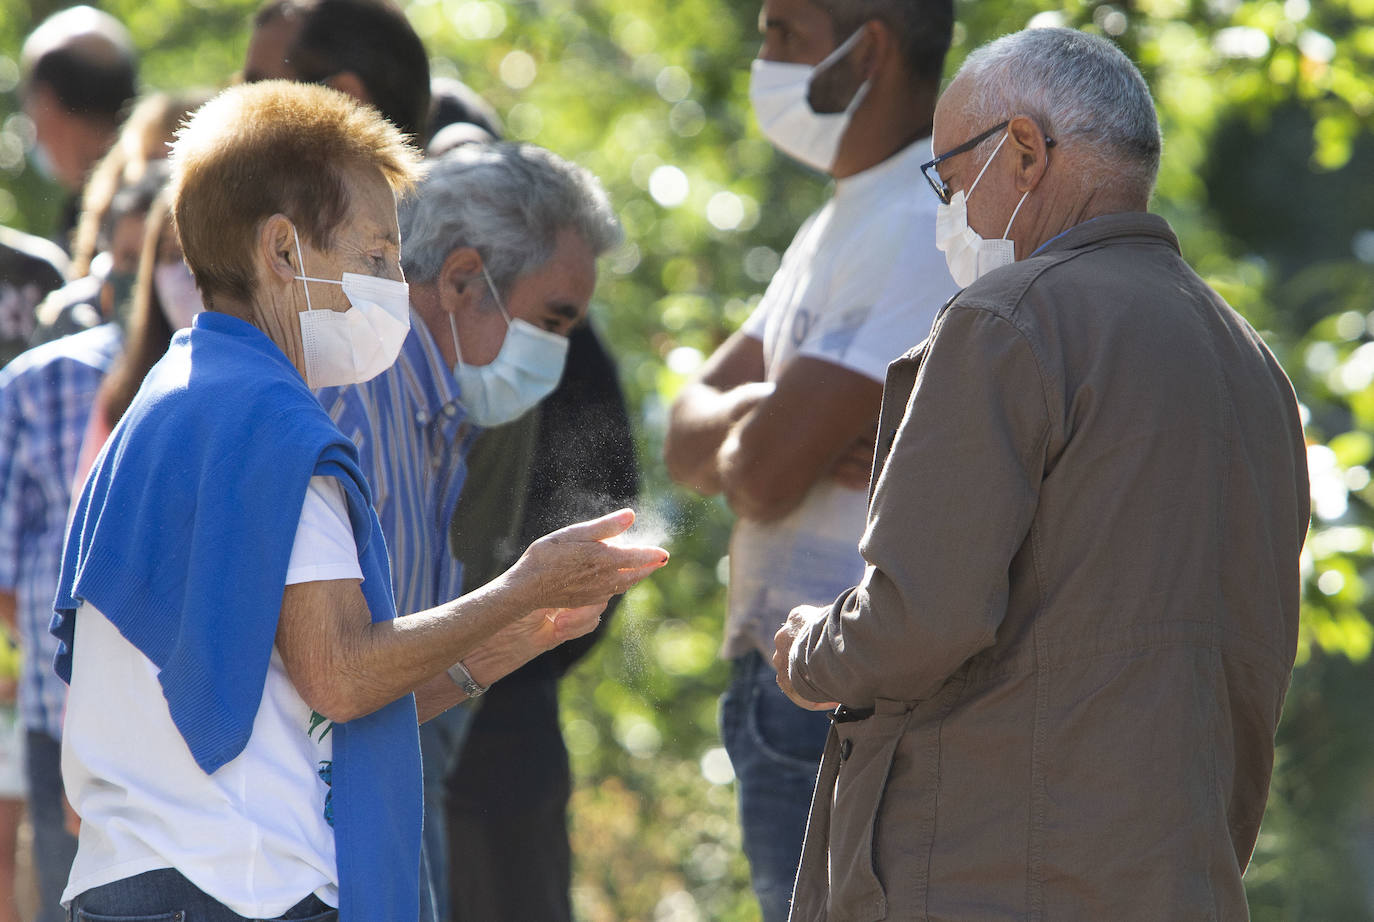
663, 1, 955, 919
245, 0, 431, 142
244, 8, 641, 918
30, 91, 209, 346
30, 162, 166, 347
773, 28, 1309, 920
19, 6, 138, 250
0, 157, 168, 922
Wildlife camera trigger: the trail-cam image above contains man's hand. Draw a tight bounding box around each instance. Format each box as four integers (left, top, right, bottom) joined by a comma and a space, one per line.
828, 428, 877, 491
773, 605, 840, 711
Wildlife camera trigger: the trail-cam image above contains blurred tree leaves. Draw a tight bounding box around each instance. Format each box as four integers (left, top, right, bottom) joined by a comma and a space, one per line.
3, 0, 1374, 917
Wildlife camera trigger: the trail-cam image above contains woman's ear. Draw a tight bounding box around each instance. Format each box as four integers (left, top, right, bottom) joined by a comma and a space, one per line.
260, 214, 299, 284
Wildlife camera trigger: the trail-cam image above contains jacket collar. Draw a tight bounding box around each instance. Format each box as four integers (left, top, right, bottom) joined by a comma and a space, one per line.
1032, 211, 1179, 259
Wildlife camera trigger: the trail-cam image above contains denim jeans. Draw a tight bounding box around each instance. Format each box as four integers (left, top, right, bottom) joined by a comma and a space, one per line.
418, 700, 476, 922
26, 730, 78, 922
720, 652, 832, 922
67, 867, 335, 921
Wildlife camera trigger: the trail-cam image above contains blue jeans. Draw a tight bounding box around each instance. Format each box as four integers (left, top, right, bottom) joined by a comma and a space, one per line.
418, 701, 476, 922
68, 867, 335, 920
26, 730, 77, 922
720, 652, 832, 922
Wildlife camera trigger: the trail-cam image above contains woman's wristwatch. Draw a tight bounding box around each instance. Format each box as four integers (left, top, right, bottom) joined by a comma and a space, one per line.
446, 659, 487, 698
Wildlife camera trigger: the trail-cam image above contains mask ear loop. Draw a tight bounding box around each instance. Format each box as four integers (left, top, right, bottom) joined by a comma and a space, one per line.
967, 131, 1010, 199
452, 263, 512, 369
808, 25, 871, 117
1003, 189, 1031, 240
479, 264, 512, 323
291, 226, 314, 312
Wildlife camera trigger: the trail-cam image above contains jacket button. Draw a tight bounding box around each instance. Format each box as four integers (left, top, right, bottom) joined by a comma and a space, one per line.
839, 738, 853, 760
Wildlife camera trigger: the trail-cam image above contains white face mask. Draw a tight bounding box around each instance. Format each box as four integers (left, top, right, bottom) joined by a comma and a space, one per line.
934, 131, 1031, 288
449, 265, 568, 427
153, 260, 204, 330
292, 227, 411, 389
748, 27, 871, 173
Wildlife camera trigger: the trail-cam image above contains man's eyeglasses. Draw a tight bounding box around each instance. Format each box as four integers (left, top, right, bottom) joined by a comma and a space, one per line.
920, 120, 1056, 205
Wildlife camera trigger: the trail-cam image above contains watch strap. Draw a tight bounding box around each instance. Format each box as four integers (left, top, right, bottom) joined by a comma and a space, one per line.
446, 659, 487, 698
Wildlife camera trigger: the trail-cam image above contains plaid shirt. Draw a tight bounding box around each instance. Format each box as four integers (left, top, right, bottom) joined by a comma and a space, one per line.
316, 313, 472, 617
0, 323, 121, 738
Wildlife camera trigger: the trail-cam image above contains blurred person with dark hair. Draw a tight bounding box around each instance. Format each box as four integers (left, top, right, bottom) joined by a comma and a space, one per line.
19, 5, 138, 247
30, 89, 206, 347
425, 76, 502, 153
246, 0, 431, 140
0, 226, 68, 366
30, 160, 168, 346
664, 1, 958, 918
67, 90, 213, 281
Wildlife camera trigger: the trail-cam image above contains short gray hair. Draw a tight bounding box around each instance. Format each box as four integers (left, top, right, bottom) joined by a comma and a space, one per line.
400, 142, 622, 299
956, 28, 1161, 196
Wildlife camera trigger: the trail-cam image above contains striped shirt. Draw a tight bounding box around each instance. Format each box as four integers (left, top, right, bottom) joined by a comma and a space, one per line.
0, 323, 122, 738
316, 312, 473, 616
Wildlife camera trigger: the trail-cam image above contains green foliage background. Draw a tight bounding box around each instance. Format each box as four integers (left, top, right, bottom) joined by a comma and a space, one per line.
3, 0, 1374, 918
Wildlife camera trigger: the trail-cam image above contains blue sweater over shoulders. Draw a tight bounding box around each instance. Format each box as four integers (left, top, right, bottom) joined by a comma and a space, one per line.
52, 310, 421, 921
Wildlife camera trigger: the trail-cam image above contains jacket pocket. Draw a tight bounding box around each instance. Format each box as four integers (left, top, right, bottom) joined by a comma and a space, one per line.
827, 709, 914, 922
76, 913, 183, 922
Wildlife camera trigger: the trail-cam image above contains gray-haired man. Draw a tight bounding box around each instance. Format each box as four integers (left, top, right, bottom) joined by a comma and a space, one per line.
773, 28, 1309, 920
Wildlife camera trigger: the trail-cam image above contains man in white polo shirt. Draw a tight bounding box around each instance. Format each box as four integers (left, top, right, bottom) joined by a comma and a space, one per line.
664, 1, 956, 919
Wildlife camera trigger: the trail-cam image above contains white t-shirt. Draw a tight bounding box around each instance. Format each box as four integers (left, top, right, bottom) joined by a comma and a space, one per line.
61, 476, 363, 914
724, 139, 957, 660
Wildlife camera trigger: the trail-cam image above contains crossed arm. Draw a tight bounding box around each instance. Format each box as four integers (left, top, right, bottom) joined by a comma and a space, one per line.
664, 332, 884, 522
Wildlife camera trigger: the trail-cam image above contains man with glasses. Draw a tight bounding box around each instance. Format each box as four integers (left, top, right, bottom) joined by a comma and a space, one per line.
773, 28, 1308, 920
664, 2, 955, 919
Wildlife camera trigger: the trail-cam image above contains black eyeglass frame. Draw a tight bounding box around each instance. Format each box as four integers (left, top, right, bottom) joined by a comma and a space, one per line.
920, 120, 1057, 205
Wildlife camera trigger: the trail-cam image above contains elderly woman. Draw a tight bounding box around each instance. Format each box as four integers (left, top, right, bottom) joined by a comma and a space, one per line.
52, 81, 666, 922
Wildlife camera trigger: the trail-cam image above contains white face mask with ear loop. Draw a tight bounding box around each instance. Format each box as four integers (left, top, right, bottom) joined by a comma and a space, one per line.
448, 264, 569, 427
292, 226, 412, 389
748, 26, 872, 173
934, 131, 1032, 288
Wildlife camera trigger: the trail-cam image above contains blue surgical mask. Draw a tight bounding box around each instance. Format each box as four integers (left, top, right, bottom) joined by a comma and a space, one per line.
449, 266, 568, 427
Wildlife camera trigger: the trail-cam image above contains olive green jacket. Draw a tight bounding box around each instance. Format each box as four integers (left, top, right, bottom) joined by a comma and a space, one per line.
786, 212, 1310, 922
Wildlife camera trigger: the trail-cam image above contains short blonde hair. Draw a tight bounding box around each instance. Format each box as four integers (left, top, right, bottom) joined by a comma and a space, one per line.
170, 80, 421, 307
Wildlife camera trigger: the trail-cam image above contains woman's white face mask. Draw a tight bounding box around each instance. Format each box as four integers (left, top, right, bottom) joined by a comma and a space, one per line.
934, 131, 1032, 288
292, 226, 411, 389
